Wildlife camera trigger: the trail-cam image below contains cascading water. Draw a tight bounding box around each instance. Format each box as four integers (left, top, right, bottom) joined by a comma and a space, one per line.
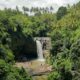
36, 40, 45, 61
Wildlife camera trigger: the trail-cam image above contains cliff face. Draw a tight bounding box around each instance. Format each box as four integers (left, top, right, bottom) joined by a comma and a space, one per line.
13, 37, 51, 61
34, 37, 52, 50
24, 39, 37, 59
12, 37, 37, 61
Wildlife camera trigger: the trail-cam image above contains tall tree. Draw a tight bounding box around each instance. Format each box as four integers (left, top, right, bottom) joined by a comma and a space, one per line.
57, 6, 67, 20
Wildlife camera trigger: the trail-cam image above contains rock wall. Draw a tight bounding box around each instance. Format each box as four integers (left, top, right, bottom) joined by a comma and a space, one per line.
34, 37, 52, 50
24, 39, 37, 59
14, 38, 37, 61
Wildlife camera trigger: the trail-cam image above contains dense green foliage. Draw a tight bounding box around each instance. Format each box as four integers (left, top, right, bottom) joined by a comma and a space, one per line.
0, 8, 33, 80
56, 6, 67, 20
0, 1, 80, 80
0, 59, 32, 80
48, 2, 80, 80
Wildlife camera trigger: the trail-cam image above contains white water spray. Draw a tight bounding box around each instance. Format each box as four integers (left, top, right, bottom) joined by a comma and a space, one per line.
36, 40, 45, 61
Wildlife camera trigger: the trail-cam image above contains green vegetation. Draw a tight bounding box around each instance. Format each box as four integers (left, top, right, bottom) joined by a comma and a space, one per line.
0, 59, 32, 80
0, 1, 80, 80
48, 2, 80, 80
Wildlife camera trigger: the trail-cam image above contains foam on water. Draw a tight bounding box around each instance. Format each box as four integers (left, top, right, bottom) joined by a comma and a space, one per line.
36, 40, 45, 61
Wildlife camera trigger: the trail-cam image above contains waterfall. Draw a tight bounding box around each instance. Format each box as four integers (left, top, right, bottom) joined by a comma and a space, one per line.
36, 40, 45, 61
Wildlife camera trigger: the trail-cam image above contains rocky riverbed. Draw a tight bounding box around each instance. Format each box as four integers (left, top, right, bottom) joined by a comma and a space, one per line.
15, 59, 52, 80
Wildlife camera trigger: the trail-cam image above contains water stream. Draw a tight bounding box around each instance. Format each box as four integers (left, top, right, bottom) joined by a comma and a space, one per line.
36, 40, 45, 61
